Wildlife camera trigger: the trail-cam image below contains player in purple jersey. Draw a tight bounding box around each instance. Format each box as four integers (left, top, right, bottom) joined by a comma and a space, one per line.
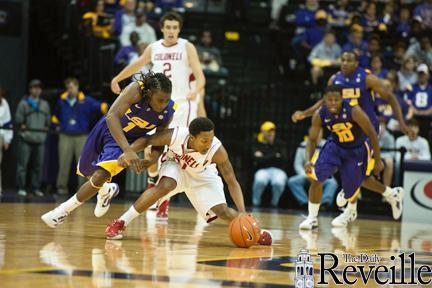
291, 51, 408, 225
299, 86, 403, 230
41, 72, 175, 228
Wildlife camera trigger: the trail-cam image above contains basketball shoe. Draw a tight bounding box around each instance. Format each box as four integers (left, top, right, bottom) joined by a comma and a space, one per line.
106, 219, 126, 240
331, 208, 357, 227
384, 187, 404, 220
156, 199, 170, 221
94, 183, 120, 217
299, 217, 319, 230
41, 207, 69, 228
258, 229, 272, 245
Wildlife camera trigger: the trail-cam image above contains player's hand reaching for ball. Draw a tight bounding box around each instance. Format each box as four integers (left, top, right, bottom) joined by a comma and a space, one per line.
121, 150, 142, 173
373, 159, 384, 178
111, 78, 121, 94
304, 161, 313, 176
291, 110, 306, 123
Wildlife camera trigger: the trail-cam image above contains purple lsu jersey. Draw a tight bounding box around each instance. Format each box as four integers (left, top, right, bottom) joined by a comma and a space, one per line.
77, 86, 176, 178
331, 68, 379, 132
309, 102, 374, 199
407, 84, 432, 111
320, 101, 366, 148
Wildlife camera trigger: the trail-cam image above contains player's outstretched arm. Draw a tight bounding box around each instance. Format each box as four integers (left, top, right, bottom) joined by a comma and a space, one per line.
352, 105, 383, 176
366, 74, 413, 137
304, 110, 322, 175
213, 145, 246, 213
130, 128, 174, 153
291, 99, 324, 123
111, 45, 152, 94
186, 42, 206, 100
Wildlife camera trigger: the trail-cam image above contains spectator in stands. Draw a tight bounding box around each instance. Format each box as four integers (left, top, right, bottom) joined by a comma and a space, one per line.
397, 56, 417, 91
301, 10, 328, 52
155, 0, 185, 13
405, 34, 432, 69
342, 24, 367, 54
361, 34, 381, 68
115, 31, 140, 65
196, 30, 228, 76
386, 41, 406, 70
15, 79, 51, 197
414, 0, 432, 29
308, 29, 341, 91
328, 0, 351, 28
52, 78, 108, 195
120, 9, 156, 47
396, 118, 431, 160
0, 87, 12, 197
82, 0, 113, 39
287, 130, 337, 210
370, 55, 388, 79
251, 121, 288, 208
382, 1, 396, 27
294, 0, 319, 35
114, 0, 136, 35
360, 2, 386, 34
395, 6, 411, 38
408, 64, 432, 116
379, 118, 395, 187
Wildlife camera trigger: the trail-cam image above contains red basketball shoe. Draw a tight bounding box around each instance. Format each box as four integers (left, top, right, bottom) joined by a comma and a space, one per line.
106, 219, 125, 240
156, 200, 170, 221
258, 229, 273, 246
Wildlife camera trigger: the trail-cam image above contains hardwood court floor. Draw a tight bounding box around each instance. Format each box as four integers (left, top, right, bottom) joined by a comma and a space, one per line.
0, 202, 431, 287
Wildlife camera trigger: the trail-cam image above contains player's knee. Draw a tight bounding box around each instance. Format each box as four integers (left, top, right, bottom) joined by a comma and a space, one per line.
156, 177, 176, 195
91, 169, 111, 186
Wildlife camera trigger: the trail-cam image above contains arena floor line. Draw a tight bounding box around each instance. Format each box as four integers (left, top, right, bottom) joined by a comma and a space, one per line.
0, 203, 430, 287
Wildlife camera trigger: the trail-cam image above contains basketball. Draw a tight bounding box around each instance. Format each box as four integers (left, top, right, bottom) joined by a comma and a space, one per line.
229, 214, 261, 248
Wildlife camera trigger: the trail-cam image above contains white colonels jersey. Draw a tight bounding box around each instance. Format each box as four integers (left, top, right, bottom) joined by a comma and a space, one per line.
151, 38, 190, 101
162, 127, 222, 175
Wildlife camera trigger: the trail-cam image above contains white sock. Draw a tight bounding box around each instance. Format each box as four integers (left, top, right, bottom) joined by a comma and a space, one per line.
59, 194, 82, 213
98, 182, 111, 196
347, 201, 357, 211
382, 186, 392, 198
119, 206, 141, 226
308, 202, 320, 219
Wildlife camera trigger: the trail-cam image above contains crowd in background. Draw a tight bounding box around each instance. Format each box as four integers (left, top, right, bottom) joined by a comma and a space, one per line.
0, 0, 431, 210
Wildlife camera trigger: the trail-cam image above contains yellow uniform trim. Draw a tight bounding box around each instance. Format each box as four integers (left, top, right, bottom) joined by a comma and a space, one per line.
348, 188, 361, 203
101, 102, 108, 114
97, 160, 125, 177
306, 151, 320, 181
76, 161, 85, 177
364, 141, 375, 176
173, 102, 178, 111
51, 115, 59, 124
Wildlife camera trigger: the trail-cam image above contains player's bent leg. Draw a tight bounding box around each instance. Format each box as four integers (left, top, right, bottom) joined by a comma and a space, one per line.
105, 177, 177, 240
147, 162, 159, 210
41, 168, 112, 228
299, 180, 322, 230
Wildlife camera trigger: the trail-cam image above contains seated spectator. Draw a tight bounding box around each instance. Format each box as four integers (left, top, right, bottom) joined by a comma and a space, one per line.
115, 31, 140, 65
287, 130, 338, 210
114, 0, 136, 35
251, 121, 288, 208
369, 55, 388, 79
360, 2, 387, 34
301, 10, 328, 52
0, 87, 12, 196
342, 24, 368, 55
120, 9, 156, 47
382, 1, 396, 27
82, 0, 113, 39
155, 0, 185, 13
407, 64, 432, 116
405, 34, 432, 69
396, 118, 431, 160
395, 6, 411, 38
308, 30, 341, 90
294, 0, 319, 35
359, 34, 381, 68
52, 78, 108, 195
15, 80, 51, 197
414, 0, 432, 29
386, 41, 406, 70
196, 30, 228, 76
328, 0, 351, 28
378, 118, 395, 187
397, 56, 417, 91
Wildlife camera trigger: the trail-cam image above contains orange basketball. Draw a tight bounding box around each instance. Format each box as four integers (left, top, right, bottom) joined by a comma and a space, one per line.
228, 214, 261, 248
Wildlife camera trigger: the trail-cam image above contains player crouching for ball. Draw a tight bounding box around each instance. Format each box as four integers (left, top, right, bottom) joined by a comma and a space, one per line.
106, 117, 272, 245
299, 85, 403, 230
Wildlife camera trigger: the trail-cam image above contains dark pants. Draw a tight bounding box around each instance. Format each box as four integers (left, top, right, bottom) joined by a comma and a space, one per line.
16, 138, 44, 191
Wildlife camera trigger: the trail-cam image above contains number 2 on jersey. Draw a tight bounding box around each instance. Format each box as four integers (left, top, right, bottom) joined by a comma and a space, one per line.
163, 63, 172, 78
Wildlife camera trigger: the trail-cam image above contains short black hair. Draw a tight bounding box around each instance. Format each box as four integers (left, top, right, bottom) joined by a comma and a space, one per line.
344, 50, 359, 61
324, 85, 343, 95
406, 118, 419, 127
189, 117, 215, 136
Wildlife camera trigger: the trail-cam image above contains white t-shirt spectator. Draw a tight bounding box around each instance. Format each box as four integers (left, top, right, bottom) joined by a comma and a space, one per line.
120, 23, 157, 47
396, 135, 431, 160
